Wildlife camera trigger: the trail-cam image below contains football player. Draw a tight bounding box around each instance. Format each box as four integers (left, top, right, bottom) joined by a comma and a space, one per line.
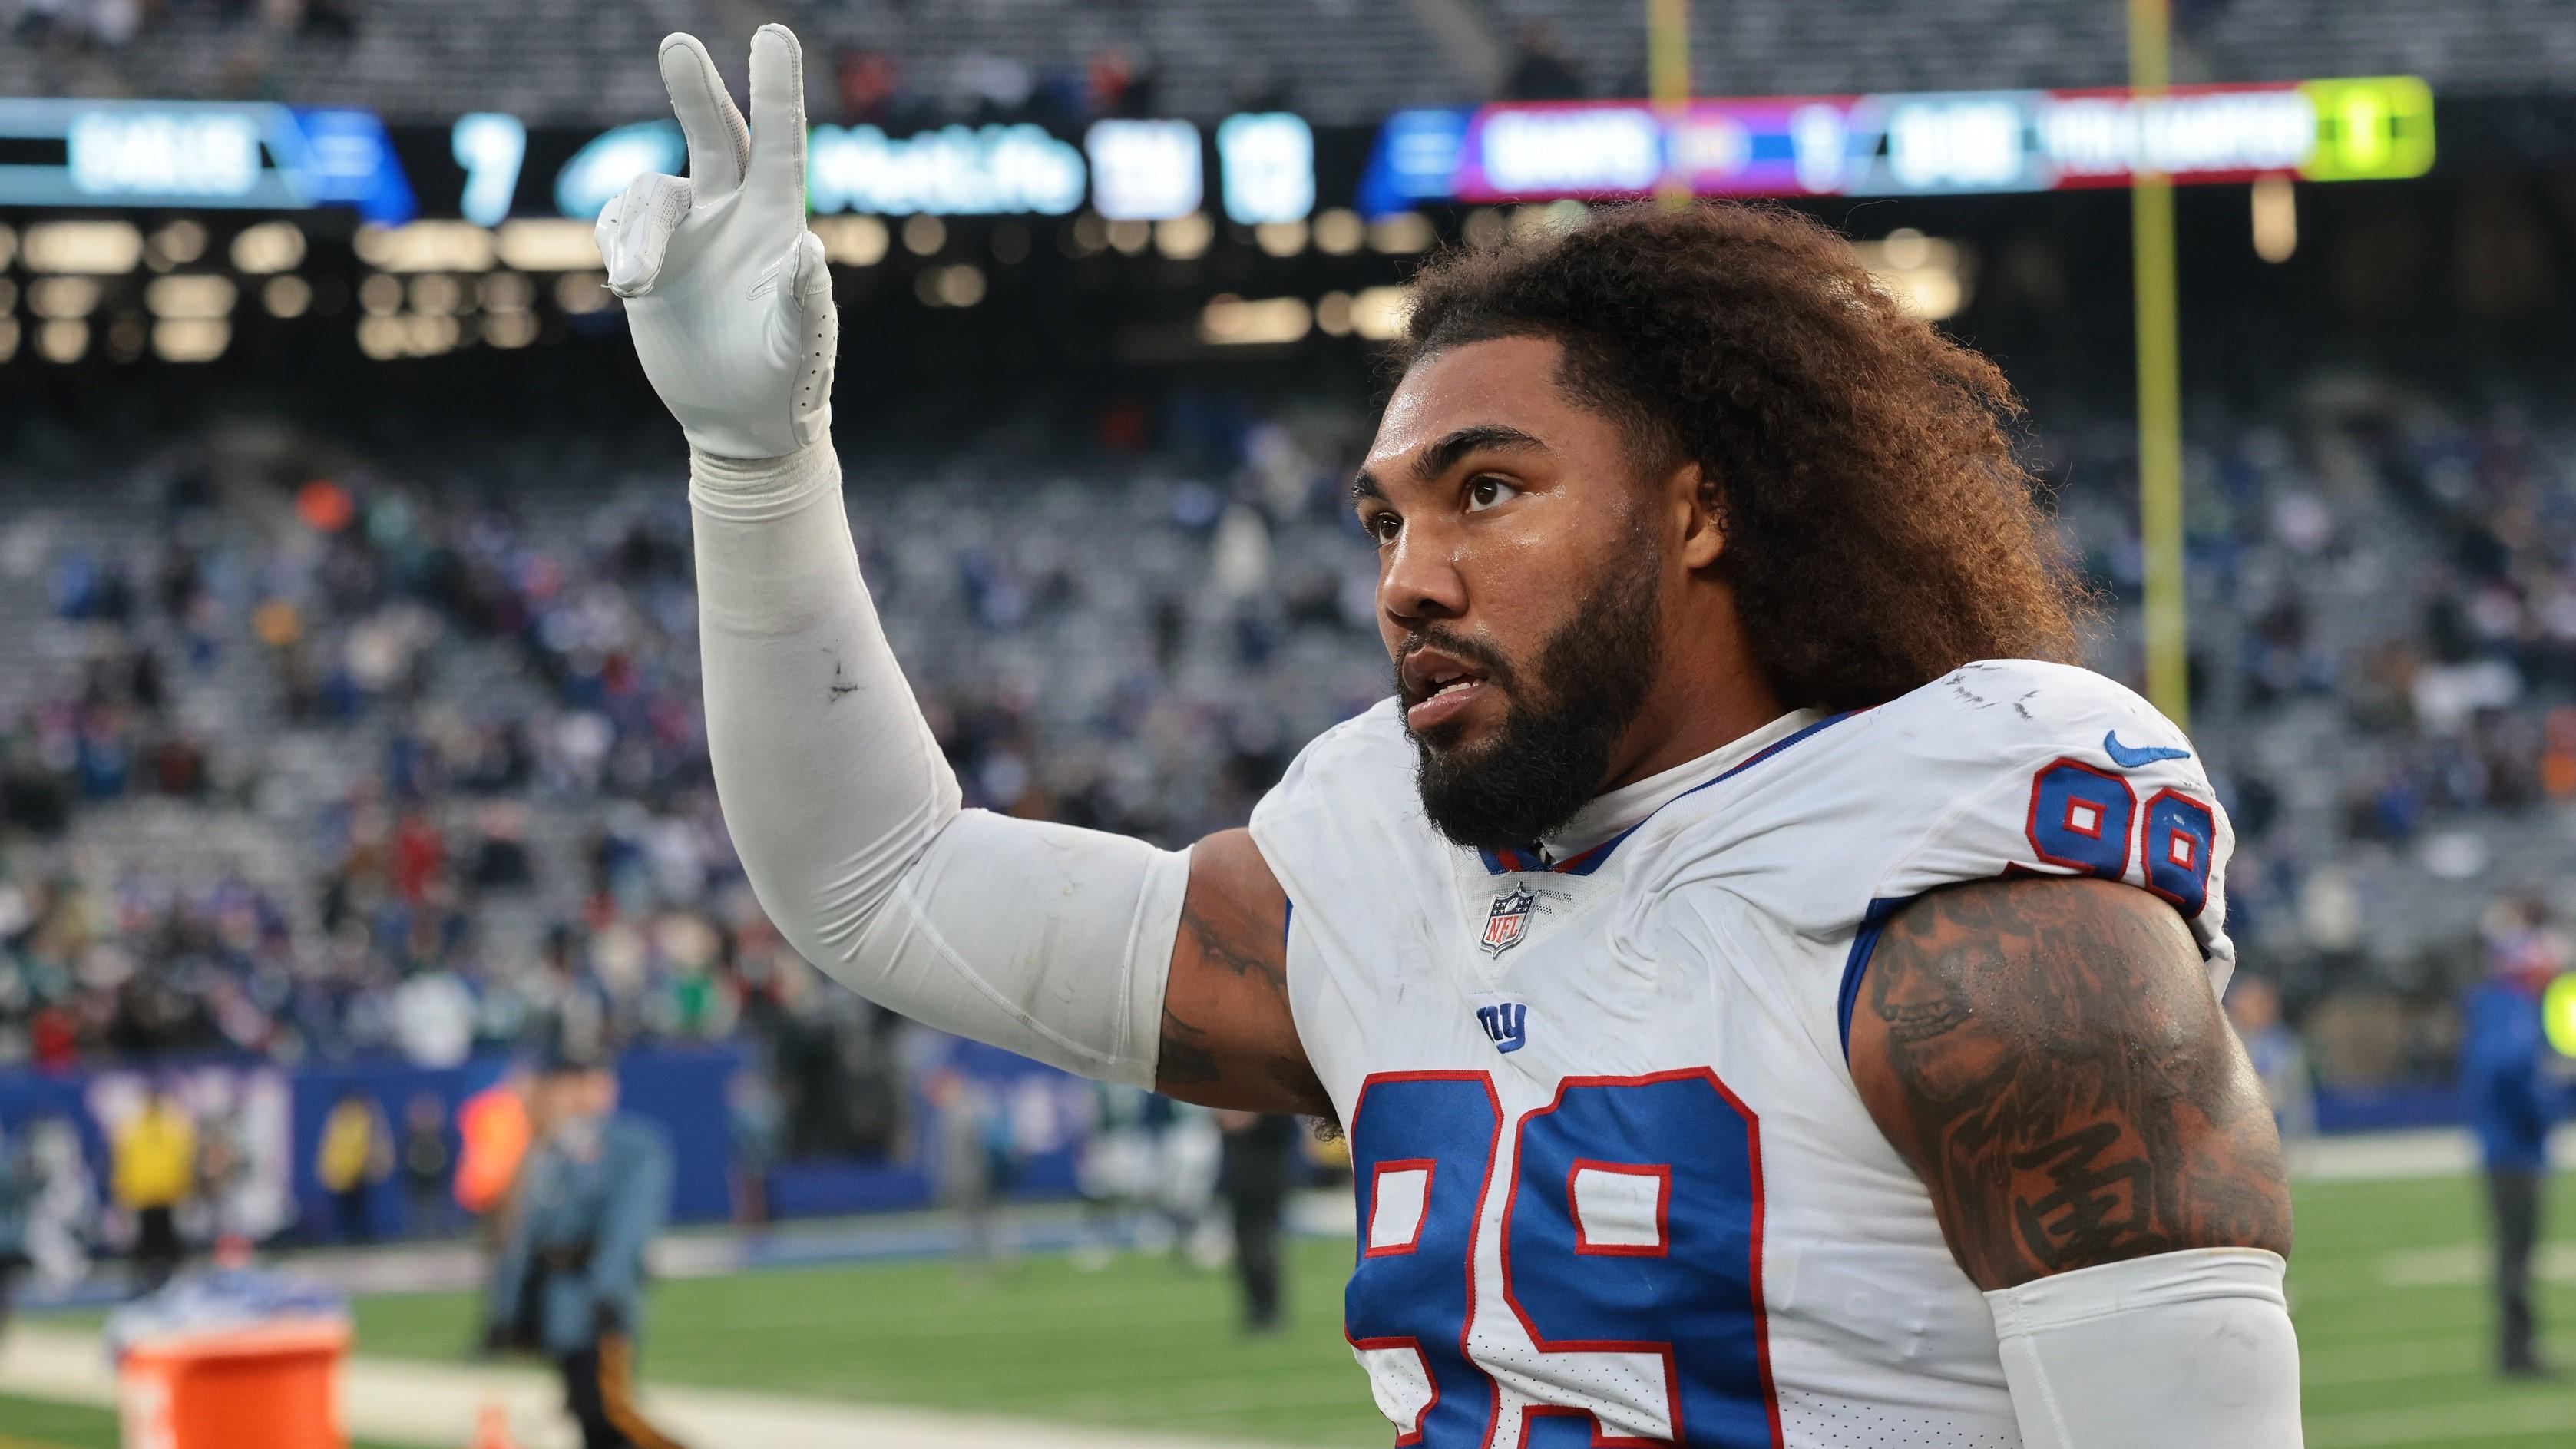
600, 27, 2300, 1447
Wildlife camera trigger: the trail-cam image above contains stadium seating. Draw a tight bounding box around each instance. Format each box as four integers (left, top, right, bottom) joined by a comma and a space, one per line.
4, 0, 2571, 127
2, 376, 2572, 1093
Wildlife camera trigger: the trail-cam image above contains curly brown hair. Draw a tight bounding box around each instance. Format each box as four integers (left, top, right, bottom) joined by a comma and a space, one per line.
1397, 201, 2090, 713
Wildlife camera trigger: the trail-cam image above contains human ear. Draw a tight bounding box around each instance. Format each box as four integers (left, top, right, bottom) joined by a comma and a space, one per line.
1672, 461, 1724, 571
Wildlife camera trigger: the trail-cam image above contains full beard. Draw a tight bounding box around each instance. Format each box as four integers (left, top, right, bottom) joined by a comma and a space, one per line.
1400, 544, 1664, 852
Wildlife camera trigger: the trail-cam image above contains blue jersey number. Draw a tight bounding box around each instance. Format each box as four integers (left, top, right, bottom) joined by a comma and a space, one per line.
2022, 759, 2217, 915
1347, 1071, 1782, 1448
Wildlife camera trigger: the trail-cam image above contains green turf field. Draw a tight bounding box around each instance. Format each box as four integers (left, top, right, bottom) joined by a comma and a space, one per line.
0, 1392, 412, 1449
303, 1172, 2575, 1448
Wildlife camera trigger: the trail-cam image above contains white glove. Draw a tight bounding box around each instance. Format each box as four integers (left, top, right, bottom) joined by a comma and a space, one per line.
597, 25, 835, 461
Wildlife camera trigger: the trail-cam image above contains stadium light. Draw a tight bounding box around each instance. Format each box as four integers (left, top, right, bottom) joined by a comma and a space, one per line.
1253, 220, 1308, 258
1367, 213, 1436, 253
1851, 230, 1969, 320
357, 315, 403, 359
354, 221, 495, 273
359, 273, 404, 316
494, 219, 600, 272
915, 264, 987, 308
263, 276, 312, 318
408, 274, 464, 316
145, 275, 236, 320
901, 215, 946, 256
405, 313, 460, 355
990, 223, 1030, 265
2251, 177, 2297, 262
146, 219, 206, 269
1350, 285, 1410, 340
1153, 214, 1212, 260
150, 318, 228, 362
482, 312, 537, 349
0, 317, 17, 362
478, 272, 534, 313
813, 217, 889, 266
1315, 290, 1354, 336
1311, 209, 1364, 255
0, 224, 14, 270
230, 220, 306, 274
1199, 294, 1311, 346
105, 315, 145, 361
22, 220, 143, 273
37, 318, 88, 362
28, 276, 101, 319
554, 273, 611, 315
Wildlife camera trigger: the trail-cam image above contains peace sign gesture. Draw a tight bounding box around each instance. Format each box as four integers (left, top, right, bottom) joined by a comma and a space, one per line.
597, 25, 836, 461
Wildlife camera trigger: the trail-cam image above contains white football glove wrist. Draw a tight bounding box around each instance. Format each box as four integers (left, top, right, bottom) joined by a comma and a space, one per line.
597, 26, 835, 461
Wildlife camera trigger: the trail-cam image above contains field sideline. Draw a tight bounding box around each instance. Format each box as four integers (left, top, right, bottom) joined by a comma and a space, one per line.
5, 1171, 2570, 1448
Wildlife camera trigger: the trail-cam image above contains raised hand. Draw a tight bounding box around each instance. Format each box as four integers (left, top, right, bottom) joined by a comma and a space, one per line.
596, 25, 835, 461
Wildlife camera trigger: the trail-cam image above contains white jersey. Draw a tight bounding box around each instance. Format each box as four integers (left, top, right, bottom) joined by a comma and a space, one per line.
1249, 659, 2233, 1449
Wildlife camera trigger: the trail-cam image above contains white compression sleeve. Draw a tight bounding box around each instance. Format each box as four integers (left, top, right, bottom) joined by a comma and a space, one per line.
1985, 1247, 2303, 1449
690, 440, 1183, 1087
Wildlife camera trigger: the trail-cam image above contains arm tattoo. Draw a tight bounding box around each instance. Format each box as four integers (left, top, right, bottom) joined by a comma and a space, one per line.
1850, 877, 2292, 1291
1154, 831, 1332, 1119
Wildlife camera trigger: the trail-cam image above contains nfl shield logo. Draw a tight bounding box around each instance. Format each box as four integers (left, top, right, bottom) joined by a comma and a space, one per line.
1481, 885, 1536, 958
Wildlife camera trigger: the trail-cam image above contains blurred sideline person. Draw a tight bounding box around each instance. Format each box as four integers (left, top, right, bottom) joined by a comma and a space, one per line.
111, 1084, 195, 1294
608, 28, 2299, 1446
486, 1040, 682, 1449
1215, 1111, 1298, 1333
1073, 1083, 1155, 1269
2226, 975, 2316, 1141
22, 1117, 94, 1295
317, 1091, 394, 1242
724, 1067, 782, 1234
928, 1067, 1017, 1275
456, 1065, 533, 1232
400, 1093, 455, 1238
0, 1117, 36, 1338
2465, 896, 2565, 1378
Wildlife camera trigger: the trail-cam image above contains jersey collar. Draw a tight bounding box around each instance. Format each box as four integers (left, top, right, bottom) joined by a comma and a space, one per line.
1476, 706, 1835, 876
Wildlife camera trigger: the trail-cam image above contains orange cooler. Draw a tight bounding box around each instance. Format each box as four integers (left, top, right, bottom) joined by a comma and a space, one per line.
116, 1317, 351, 1449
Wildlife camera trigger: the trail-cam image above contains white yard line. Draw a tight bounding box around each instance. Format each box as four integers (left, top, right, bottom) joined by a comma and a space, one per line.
2306, 1393, 2576, 1447
0, 1325, 1301, 1449
2375, 1242, 2576, 1289
2285, 1124, 2576, 1183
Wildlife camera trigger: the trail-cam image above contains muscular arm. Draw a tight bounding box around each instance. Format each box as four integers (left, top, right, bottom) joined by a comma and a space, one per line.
694, 439, 1324, 1107
628, 29, 1321, 1117
1156, 829, 1330, 1115
1847, 876, 2291, 1291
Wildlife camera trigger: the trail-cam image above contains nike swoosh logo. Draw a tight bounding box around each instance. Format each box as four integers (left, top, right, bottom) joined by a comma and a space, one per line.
2104, 729, 2191, 768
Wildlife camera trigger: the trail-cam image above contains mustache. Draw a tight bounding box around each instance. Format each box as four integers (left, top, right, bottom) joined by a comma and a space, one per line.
1394, 626, 1519, 704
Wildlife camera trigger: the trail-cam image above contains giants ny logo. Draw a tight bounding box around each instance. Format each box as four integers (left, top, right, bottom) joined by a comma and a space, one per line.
1476, 1003, 1529, 1054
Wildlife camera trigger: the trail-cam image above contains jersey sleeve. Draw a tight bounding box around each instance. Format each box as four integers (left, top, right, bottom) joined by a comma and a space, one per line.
1870, 660, 2235, 983
1246, 698, 1420, 911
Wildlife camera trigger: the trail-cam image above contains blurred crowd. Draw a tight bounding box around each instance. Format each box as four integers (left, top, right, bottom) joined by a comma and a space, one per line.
10, 0, 352, 58
1, 378, 2574, 1123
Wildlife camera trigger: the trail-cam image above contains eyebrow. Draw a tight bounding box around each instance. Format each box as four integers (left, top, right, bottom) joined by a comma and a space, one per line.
1350, 423, 1549, 504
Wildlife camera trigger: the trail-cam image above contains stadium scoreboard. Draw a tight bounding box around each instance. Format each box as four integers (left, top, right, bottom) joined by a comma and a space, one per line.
0, 78, 2431, 230
1357, 77, 2434, 213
